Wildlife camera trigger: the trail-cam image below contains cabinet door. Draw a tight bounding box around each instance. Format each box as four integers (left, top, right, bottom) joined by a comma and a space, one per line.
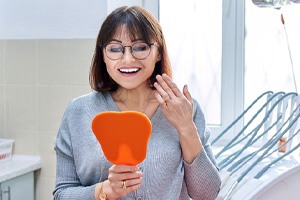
1, 172, 34, 200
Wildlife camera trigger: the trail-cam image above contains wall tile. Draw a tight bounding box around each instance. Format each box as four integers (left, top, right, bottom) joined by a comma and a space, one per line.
37, 132, 56, 178
35, 177, 55, 200
38, 40, 74, 86
6, 85, 38, 131
38, 85, 73, 132
0, 40, 4, 84
2, 39, 99, 200
71, 39, 95, 86
6, 130, 39, 155
72, 85, 92, 98
5, 40, 37, 85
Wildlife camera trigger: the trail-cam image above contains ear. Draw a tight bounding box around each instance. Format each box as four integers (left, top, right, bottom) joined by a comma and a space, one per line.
156, 54, 161, 62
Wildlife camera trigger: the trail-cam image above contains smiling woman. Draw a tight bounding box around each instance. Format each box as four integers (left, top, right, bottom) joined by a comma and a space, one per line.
53, 5, 221, 200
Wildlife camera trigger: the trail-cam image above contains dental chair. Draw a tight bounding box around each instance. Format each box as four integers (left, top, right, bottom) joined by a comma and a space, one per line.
212, 91, 300, 200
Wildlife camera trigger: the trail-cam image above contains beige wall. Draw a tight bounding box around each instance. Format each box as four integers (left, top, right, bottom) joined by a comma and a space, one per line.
0, 39, 96, 199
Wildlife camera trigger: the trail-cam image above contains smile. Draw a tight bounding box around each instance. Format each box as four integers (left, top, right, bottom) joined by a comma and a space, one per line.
118, 68, 141, 74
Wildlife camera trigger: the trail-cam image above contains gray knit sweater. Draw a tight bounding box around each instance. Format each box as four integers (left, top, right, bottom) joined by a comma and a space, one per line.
53, 91, 221, 200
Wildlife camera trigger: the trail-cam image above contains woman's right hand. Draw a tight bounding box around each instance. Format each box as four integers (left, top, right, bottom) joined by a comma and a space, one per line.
104, 164, 143, 199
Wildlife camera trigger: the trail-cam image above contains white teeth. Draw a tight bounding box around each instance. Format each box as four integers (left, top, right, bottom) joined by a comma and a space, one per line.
119, 68, 139, 73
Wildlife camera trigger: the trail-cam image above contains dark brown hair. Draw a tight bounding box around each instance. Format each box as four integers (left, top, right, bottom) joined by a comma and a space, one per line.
89, 6, 172, 92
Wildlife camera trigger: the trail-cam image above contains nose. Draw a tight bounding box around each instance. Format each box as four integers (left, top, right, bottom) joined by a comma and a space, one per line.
122, 46, 135, 61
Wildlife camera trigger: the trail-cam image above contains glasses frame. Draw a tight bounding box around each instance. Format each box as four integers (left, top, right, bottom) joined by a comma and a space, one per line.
102, 42, 157, 60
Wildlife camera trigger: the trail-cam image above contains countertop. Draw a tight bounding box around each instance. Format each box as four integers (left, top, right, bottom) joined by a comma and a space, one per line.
0, 155, 42, 182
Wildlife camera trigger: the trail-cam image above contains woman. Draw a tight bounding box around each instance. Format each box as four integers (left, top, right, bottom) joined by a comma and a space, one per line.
53, 6, 221, 200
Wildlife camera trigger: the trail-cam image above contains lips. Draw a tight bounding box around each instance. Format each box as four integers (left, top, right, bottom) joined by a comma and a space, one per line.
118, 67, 141, 74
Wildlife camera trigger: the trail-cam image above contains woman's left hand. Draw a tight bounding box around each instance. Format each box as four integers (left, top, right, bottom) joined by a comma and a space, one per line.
154, 74, 194, 133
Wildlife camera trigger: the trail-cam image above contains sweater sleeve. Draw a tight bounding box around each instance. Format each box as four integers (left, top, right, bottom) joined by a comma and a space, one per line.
183, 101, 221, 200
53, 102, 96, 200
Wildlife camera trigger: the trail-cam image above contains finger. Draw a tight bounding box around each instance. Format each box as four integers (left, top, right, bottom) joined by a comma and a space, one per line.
154, 91, 164, 103
125, 182, 142, 193
117, 182, 142, 195
109, 168, 143, 179
110, 171, 143, 184
123, 176, 143, 188
162, 73, 182, 97
153, 82, 171, 102
155, 75, 176, 99
109, 165, 139, 173
154, 92, 170, 109
183, 85, 193, 102
114, 177, 143, 196
108, 172, 142, 191
154, 92, 168, 108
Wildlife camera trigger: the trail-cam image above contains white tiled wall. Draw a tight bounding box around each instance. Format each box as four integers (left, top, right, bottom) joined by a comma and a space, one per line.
0, 39, 95, 200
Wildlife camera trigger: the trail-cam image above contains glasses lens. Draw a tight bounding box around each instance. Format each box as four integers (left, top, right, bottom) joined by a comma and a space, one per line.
132, 43, 151, 60
104, 42, 152, 60
105, 43, 123, 60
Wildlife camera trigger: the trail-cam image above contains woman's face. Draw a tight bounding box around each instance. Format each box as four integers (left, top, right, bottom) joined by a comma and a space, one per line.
103, 26, 160, 90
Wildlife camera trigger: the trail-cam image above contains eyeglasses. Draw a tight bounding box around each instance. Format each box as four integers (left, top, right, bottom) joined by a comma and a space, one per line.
103, 42, 156, 60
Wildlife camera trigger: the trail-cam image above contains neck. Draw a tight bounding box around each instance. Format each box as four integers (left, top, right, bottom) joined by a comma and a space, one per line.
115, 88, 153, 113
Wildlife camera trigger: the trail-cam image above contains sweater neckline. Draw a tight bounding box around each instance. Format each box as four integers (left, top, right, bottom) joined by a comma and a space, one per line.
102, 91, 162, 132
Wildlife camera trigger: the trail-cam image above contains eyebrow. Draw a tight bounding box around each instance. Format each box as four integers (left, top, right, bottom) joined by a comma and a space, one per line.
110, 39, 122, 43
109, 38, 144, 43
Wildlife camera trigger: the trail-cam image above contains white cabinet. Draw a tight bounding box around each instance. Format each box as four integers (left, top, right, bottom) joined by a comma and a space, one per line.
0, 172, 34, 200
0, 155, 41, 200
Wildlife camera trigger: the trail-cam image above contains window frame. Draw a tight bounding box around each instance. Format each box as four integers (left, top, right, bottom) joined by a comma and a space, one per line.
212, 0, 245, 143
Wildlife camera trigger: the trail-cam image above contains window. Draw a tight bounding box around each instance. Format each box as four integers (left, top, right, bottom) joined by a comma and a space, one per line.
245, 1, 300, 107
159, 1, 222, 125
159, 0, 299, 141
159, 0, 245, 141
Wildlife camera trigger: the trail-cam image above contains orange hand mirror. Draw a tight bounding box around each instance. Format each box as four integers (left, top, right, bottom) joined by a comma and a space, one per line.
92, 111, 152, 166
